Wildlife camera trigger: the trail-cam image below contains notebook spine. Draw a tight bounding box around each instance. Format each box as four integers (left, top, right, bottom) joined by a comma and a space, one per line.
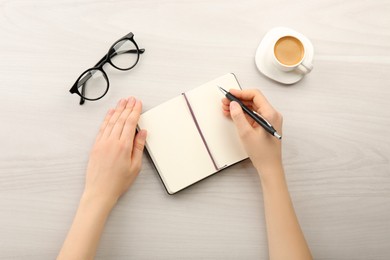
182, 93, 220, 171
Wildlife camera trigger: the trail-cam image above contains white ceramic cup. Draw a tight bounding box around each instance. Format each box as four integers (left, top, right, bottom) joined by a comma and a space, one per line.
272, 35, 313, 74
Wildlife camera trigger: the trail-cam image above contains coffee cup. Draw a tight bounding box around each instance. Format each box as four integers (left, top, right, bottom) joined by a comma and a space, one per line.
272, 35, 313, 74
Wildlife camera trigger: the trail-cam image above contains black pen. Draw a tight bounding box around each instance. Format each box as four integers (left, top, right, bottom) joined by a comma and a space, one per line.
218, 87, 282, 140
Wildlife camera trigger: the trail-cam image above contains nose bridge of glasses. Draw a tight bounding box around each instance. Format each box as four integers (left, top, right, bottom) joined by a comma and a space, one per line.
94, 53, 109, 68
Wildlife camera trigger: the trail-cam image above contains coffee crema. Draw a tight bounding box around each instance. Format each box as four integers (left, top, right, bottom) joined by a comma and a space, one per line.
274, 36, 304, 66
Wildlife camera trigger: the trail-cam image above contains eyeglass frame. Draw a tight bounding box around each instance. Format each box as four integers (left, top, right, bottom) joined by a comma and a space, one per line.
69, 32, 145, 105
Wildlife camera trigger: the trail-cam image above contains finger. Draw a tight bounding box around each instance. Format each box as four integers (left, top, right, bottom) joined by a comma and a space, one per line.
96, 108, 115, 140
223, 103, 257, 126
221, 97, 254, 109
110, 97, 136, 139
222, 101, 254, 113
229, 101, 253, 139
223, 102, 254, 111
229, 88, 261, 100
222, 98, 231, 112
121, 99, 142, 143
231, 89, 280, 125
229, 89, 272, 112
222, 103, 230, 112
103, 98, 128, 138
222, 108, 231, 117
221, 97, 230, 105
130, 129, 147, 173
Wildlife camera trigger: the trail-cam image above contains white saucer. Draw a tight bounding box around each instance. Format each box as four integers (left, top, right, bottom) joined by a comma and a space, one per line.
255, 27, 314, 84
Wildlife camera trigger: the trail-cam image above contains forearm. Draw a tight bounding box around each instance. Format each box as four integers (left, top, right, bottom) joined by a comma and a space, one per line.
57, 193, 115, 260
259, 164, 312, 260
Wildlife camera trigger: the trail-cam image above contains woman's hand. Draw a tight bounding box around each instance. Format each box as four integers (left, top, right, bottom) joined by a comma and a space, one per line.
84, 97, 147, 205
223, 89, 312, 260
58, 97, 147, 260
222, 89, 283, 176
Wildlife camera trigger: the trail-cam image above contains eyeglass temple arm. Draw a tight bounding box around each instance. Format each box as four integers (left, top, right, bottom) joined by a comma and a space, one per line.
78, 70, 96, 105
78, 48, 145, 105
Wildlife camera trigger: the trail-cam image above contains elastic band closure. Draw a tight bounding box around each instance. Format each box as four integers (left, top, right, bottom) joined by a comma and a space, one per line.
182, 93, 219, 171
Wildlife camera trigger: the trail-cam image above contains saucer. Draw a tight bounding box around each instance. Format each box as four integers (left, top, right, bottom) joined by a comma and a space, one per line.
255, 27, 314, 84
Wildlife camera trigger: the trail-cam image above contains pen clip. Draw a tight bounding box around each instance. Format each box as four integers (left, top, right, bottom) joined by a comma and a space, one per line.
253, 111, 272, 127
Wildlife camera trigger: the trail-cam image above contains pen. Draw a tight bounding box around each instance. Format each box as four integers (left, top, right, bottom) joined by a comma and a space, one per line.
218, 86, 282, 140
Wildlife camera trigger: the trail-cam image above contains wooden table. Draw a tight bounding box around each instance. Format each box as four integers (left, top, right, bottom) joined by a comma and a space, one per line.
1, 0, 389, 259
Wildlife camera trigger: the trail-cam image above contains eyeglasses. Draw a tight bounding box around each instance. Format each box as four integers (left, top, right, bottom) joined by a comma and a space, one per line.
69, 32, 145, 105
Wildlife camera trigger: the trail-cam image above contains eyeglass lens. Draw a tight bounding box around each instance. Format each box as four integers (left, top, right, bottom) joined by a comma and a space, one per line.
77, 69, 108, 100
110, 39, 139, 70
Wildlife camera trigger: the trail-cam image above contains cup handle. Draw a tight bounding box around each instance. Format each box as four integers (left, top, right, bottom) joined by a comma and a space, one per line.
297, 61, 313, 74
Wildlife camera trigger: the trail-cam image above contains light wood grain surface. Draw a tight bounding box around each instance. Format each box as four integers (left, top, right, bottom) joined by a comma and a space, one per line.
1, 0, 389, 259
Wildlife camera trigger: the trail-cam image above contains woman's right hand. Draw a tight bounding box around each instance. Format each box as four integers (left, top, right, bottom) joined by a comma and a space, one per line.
221, 89, 283, 176
223, 90, 313, 260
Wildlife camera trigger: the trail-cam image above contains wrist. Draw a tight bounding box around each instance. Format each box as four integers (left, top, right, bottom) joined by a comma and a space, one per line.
254, 158, 283, 174
80, 191, 117, 214
255, 161, 285, 185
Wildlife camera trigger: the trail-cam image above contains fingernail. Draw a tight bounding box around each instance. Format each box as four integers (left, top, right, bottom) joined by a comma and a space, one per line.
108, 108, 115, 115
117, 98, 124, 107
128, 97, 136, 107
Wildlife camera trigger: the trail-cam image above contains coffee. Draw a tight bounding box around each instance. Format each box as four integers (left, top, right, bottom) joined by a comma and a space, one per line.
274, 36, 304, 66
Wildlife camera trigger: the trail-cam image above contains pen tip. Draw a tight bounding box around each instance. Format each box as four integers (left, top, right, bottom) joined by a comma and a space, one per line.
217, 86, 227, 94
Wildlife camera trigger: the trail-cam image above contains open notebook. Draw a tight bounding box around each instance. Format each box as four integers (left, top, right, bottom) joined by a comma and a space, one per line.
138, 73, 248, 194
